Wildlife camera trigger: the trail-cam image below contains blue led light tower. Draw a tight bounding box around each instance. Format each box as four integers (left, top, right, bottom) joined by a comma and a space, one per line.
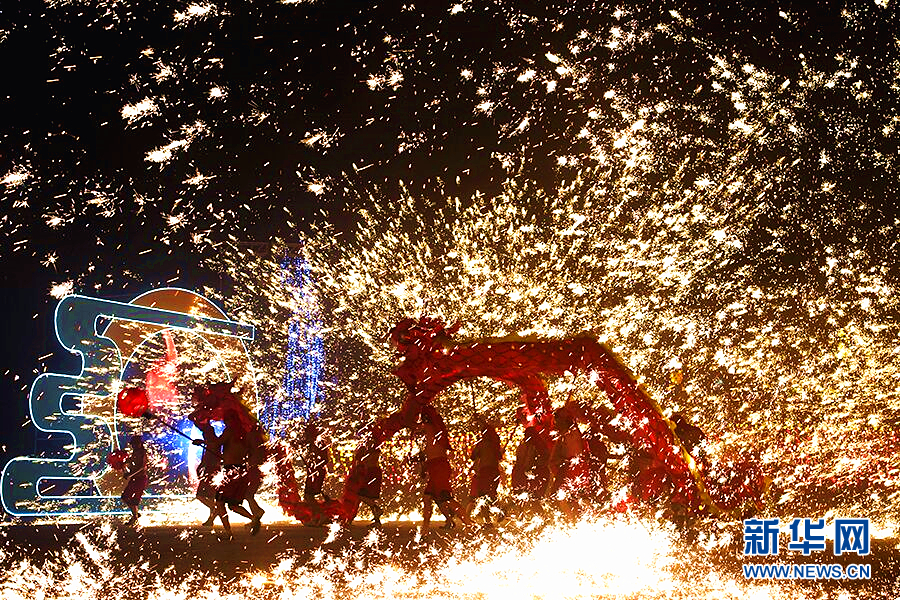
262, 254, 324, 437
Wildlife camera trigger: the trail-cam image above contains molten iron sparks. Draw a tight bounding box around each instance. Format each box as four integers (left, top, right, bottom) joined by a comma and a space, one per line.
0, 515, 859, 599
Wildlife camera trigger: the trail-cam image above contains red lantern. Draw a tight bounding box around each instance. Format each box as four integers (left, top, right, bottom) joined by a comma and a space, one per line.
117, 387, 150, 418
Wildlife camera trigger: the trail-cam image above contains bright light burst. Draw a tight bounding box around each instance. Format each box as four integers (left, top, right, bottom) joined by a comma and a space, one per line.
0, 516, 837, 599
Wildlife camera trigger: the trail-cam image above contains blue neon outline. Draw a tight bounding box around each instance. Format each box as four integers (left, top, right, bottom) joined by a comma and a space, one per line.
1, 288, 258, 516
0, 291, 122, 515
90, 291, 255, 340
2, 296, 141, 514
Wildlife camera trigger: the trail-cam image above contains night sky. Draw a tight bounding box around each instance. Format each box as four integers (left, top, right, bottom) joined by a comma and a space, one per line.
0, 0, 898, 474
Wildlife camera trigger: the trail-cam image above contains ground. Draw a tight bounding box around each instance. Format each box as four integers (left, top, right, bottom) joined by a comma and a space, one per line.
0, 518, 895, 598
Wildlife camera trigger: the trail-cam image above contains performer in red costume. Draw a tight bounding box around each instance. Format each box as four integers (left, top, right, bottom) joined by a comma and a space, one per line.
242, 421, 267, 534
347, 439, 383, 526
211, 410, 257, 541
510, 423, 551, 504
302, 421, 332, 526
121, 435, 148, 527
187, 383, 264, 533
466, 414, 502, 525
418, 406, 471, 535
194, 420, 221, 526
580, 404, 628, 505
547, 406, 588, 519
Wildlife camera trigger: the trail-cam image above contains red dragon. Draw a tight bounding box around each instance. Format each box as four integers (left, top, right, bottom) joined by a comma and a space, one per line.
262, 317, 767, 524
316, 317, 766, 523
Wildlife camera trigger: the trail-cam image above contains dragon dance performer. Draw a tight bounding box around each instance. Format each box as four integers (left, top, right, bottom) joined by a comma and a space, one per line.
242, 421, 267, 533
580, 404, 629, 504
121, 434, 148, 527
466, 414, 503, 525
189, 384, 266, 535
418, 407, 471, 535
547, 406, 589, 520
208, 410, 259, 541
347, 440, 384, 526
302, 421, 332, 526
510, 417, 551, 505
582, 427, 610, 503
194, 420, 221, 527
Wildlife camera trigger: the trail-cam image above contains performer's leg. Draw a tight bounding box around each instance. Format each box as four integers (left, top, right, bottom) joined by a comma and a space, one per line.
462, 492, 478, 524
227, 501, 254, 521
126, 502, 139, 526
439, 499, 472, 527
247, 496, 264, 520
469, 495, 489, 525
122, 479, 142, 525
305, 493, 325, 526
245, 468, 265, 525
469, 495, 487, 524
486, 494, 506, 525
197, 495, 217, 526
421, 495, 433, 536
246, 496, 264, 535
557, 491, 580, 521
216, 498, 234, 541
437, 501, 454, 528
452, 498, 473, 526
361, 498, 382, 525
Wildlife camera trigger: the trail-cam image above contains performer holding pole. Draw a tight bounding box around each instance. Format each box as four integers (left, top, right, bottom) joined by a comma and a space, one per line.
466, 414, 502, 525
348, 439, 384, 526
193, 421, 221, 527
547, 406, 588, 520
243, 421, 267, 534
212, 410, 257, 541
186, 383, 265, 537
303, 421, 332, 526
121, 435, 148, 527
510, 416, 551, 509
418, 406, 471, 536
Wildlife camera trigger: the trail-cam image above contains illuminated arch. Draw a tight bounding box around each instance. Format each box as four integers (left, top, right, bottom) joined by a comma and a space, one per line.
1, 288, 256, 516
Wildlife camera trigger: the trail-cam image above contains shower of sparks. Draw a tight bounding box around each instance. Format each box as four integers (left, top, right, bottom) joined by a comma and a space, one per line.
0, 516, 860, 599
1, 0, 899, 596
2, 168, 30, 188
49, 280, 74, 299
120, 98, 159, 125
